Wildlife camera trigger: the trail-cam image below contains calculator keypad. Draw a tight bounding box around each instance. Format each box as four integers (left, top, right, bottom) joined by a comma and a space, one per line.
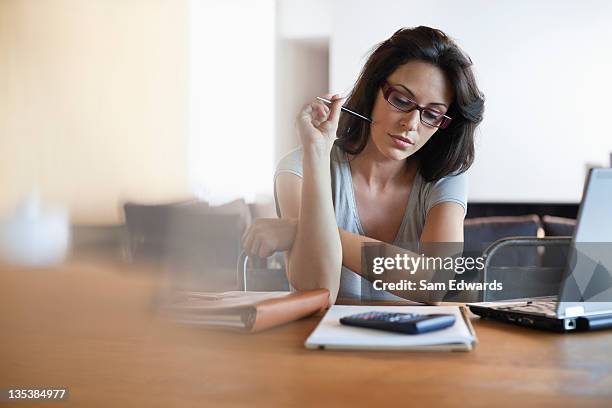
350, 312, 417, 321
340, 311, 456, 334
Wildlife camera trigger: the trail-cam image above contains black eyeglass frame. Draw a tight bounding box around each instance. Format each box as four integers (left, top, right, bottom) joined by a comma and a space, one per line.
381, 82, 452, 129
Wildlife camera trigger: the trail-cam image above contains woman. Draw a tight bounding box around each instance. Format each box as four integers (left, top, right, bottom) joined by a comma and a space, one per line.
242, 26, 485, 303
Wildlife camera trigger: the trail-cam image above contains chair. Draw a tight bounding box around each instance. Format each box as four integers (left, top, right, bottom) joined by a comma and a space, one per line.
165, 210, 242, 291
238, 251, 289, 291
481, 236, 572, 302
463, 215, 543, 261
124, 200, 244, 291
123, 200, 205, 264
542, 215, 576, 237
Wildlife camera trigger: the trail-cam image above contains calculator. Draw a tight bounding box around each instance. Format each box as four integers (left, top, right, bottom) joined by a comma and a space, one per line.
339, 311, 456, 334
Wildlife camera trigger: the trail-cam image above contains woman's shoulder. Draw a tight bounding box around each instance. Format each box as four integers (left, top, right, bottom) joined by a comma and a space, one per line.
425, 170, 468, 190
275, 144, 347, 177
418, 170, 468, 214
276, 146, 304, 177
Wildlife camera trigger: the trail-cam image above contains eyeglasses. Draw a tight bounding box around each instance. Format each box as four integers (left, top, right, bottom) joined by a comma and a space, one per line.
381, 82, 452, 129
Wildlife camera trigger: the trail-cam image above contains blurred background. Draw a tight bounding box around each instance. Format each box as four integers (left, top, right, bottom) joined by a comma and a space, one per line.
1, 0, 611, 289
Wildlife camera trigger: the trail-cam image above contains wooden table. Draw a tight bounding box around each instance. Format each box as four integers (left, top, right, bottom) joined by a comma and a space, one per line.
1, 259, 612, 407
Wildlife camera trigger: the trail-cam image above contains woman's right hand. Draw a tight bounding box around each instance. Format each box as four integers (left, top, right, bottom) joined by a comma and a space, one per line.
296, 94, 344, 152
241, 218, 298, 259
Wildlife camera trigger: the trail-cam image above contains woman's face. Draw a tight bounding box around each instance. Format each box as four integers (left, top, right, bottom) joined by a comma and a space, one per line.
368, 60, 454, 162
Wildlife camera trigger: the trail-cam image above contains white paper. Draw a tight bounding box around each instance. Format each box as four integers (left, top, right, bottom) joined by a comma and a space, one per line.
305, 305, 476, 351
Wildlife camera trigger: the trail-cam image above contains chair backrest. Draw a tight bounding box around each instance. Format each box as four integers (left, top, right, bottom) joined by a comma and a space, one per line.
481, 237, 571, 302
464, 215, 543, 266
123, 202, 187, 263
445, 215, 546, 302
165, 210, 242, 291
238, 252, 289, 291
541, 215, 576, 237
123, 200, 243, 291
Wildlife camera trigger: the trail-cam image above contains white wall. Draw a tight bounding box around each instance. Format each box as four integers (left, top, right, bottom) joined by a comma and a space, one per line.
275, 39, 329, 162
189, 0, 275, 205
330, 0, 612, 203
277, 0, 330, 39
275, 0, 330, 162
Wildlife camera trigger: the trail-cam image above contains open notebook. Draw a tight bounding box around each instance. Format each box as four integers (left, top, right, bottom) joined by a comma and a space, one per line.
305, 305, 477, 351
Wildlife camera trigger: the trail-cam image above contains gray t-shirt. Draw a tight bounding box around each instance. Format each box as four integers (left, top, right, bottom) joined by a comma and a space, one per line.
274, 145, 468, 300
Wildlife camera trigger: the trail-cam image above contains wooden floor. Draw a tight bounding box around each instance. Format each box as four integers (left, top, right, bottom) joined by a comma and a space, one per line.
1, 258, 612, 407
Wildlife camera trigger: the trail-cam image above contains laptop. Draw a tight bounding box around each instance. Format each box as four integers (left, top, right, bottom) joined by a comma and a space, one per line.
469, 168, 612, 332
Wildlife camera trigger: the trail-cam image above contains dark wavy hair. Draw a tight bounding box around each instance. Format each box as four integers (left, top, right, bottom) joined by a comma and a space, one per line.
335, 26, 485, 182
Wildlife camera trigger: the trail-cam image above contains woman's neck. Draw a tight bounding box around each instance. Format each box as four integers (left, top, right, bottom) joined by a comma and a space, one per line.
349, 139, 416, 189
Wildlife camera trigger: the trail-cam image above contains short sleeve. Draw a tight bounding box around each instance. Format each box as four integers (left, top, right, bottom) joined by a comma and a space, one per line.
425, 172, 468, 217
273, 147, 304, 217
275, 147, 303, 179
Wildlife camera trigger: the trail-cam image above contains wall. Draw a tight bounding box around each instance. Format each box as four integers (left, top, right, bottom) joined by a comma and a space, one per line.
0, 0, 190, 224
189, 0, 275, 205
330, 0, 612, 203
275, 39, 329, 162
275, 0, 330, 162
4, 0, 600, 226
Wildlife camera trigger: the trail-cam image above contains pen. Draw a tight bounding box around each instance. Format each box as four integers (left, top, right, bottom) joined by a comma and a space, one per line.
315, 96, 373, 124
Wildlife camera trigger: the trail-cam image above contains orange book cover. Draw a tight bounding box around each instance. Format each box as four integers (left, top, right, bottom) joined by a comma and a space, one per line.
160, 289, 329, 333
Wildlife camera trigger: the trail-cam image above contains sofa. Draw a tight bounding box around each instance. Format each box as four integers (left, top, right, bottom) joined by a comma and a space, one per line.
112, 199, 576, 291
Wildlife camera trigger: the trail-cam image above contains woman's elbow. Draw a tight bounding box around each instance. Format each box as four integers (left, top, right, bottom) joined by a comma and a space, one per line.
286, 257, 342, 303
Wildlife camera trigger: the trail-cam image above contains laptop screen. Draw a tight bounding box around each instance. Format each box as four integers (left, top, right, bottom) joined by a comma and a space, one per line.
558, 168, 612, 315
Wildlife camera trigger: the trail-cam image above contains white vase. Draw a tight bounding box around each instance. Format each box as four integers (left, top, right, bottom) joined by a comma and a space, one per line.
0, 195, 71, 267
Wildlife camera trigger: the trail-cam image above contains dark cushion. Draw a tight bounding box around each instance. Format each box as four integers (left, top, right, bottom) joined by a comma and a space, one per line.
464, 215, 542, 256
443, 215, 543, 301
206, 199, 252, 232
123, 199, 206, 262
542, 215, 576, 237
163, 209, 242, 291
123, 199, 249, 291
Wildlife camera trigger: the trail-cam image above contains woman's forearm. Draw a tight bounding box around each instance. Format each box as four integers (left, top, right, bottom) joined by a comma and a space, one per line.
339, 228, 461, 303
287, 145, 342, 302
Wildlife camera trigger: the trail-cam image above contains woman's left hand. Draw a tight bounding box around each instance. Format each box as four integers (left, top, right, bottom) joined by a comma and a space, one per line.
241, 218, 298, 258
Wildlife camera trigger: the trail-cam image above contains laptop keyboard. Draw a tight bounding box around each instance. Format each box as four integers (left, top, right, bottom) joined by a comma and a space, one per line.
495, 300, 558, 316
